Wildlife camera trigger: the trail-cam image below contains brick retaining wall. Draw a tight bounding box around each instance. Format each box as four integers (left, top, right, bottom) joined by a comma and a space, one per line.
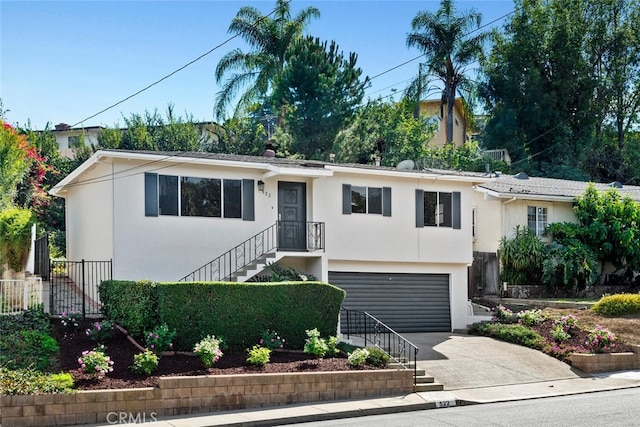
570, 352, 640, 373
0, 369, 413, 427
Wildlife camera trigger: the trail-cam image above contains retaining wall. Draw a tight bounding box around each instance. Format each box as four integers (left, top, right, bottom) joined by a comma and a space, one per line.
0, 369, 413, 427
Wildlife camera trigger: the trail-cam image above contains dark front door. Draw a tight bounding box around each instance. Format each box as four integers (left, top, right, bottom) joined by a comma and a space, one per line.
278, 182, 307, 251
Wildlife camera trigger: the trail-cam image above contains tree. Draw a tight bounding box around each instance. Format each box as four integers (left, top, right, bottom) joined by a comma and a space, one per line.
214, 0, 319, 119
272, 36, 368, 160
334, 97, 434, 166
0, 121, 31, 210
406, 0, 487, 144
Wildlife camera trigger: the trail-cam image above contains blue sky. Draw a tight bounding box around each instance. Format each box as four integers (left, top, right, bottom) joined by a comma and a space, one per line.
1, 1, 514, 130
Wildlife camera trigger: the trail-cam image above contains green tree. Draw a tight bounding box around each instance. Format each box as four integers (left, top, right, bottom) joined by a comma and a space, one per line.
214, 0, 320, 119
498, 226, 546, 285
272, 36, 368, 160
406, 0, 488, 144
334, 97, 434, 166
0, 121, 31, 210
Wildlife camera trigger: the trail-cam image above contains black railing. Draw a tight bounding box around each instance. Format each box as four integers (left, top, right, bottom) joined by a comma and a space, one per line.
179, 221, 325, 282
49, 259, 112, 317
341, 308, 419, 380
34, 235, 50, 281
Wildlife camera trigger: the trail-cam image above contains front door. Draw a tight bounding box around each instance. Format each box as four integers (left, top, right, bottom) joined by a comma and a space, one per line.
278, 182, 307, 251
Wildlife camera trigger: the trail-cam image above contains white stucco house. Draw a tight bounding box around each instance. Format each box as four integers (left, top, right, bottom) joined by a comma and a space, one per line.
470, 172, 640, 295
50, 150, 495, 333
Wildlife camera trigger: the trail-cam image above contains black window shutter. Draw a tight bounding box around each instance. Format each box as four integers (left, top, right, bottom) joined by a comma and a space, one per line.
415, 189, 424, 227
383, 187, 392, 217
342, 184, 351, 214
144, 173, 158, 217
452, 191, 461, 229
242, 179, 255, 221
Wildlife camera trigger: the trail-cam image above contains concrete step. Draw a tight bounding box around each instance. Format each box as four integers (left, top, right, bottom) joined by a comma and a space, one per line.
414, 375, 435, 384
414, 382, 444, 392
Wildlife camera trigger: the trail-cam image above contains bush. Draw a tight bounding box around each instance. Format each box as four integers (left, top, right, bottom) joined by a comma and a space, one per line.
259, 329, 285, 350
194, 335, 223, 367
591, 293, 640, 316
517, 309, 545, 326
586, 326, 617, 353
77, 345, 114, 379
246, 345, 271, 366
303, 328, 330, 359
130, 350, 159, 375
0, 369, 74, 395
470, 322, 544, 349
498, 226, 545, 285
99, 280, 158, 337
0, 207, 35, 272
365, 347, 390, 367
347, 348, 369, 367
157, 281, 345, 351
145, 323, 176, 353
60, 310, 83, 329
0, 309, 58, 371
85, 320, 114, 343
551, 324, 571, 342
492, 305, 515, 323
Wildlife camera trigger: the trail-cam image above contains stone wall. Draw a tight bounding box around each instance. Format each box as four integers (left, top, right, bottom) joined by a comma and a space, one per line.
0, 369, 413, 427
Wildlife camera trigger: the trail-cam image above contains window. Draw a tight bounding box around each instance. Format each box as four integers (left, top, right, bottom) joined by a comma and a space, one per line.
145, 173, 254, 221
415, 189, 461, 229
527, 206, 547, 236
342, 184, 391, 216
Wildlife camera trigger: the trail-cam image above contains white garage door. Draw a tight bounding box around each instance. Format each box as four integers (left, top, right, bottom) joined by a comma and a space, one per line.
329, 271, 451, 332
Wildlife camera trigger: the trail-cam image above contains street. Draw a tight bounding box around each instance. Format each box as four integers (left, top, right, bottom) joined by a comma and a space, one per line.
290, 388, 640, 427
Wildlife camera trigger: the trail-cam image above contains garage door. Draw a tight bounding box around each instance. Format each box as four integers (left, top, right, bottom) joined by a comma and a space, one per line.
329, 271, 451, 332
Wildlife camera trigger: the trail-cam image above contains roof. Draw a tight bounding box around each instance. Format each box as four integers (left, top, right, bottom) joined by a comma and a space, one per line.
477, 173, 640, 202
49, 149, 490, 197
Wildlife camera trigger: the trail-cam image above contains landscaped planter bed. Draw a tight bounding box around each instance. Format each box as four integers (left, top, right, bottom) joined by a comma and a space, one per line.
0, 369, 413, 427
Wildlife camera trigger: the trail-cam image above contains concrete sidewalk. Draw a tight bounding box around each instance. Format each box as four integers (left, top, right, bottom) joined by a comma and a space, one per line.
91, 333, 640, 426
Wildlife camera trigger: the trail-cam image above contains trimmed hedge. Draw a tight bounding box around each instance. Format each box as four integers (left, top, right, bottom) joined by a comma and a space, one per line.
157, 281, 345, 351
99, 280, 159, 337
470, 322, 544, 349
591, 293, 640, 316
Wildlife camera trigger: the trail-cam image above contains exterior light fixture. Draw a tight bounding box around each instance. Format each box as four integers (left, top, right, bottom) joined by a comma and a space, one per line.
257, 180, 265, 192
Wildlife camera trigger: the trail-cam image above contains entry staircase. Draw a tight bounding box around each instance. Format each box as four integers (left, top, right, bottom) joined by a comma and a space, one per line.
178, 221, 325, 282
341, 309, 444, 392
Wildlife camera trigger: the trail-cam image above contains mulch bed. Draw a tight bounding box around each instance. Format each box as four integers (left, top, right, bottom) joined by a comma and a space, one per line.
50, 319, 375, 391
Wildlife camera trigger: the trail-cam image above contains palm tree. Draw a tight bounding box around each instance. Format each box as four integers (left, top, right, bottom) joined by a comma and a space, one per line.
406, 0, 487, 144
214, 0, 320, 120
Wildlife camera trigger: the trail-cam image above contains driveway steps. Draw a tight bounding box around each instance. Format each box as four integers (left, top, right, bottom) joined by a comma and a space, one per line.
389, 363, 444, 392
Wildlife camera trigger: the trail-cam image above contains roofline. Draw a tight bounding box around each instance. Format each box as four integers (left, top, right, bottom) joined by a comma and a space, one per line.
475, 186, 576, 202
326, 165, 490, 183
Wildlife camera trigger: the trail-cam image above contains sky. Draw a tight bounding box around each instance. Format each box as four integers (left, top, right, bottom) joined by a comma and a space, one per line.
1, 0, 514, 130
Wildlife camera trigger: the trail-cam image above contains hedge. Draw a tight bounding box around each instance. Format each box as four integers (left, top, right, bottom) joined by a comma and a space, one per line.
98, 280, 159, 337
156, 281, 345, 351
591, 293, 640, 316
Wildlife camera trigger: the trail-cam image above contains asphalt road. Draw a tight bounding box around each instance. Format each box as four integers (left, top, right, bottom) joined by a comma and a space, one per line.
289, 388, 640, 427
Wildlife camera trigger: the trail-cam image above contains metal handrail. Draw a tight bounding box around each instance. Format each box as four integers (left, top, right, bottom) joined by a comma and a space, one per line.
179, 221, 325, 282
341, 308, 419, 381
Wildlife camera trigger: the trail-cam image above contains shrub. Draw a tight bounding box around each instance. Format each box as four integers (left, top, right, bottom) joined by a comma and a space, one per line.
347, 348, 369, 367
470, 322, 544, 349
0, 208, 35, 272
260, 329, 285, 350
0, 369, 74, 395
365, 347, 390, 367
555, 314, 578, 332
145, 323, 176, 353
130, 350, 159, 375
86, 320, 114, 343
99, 279, 158, 337
60, 310, 82, 329
327, 335, 340, 357
542, 344, 579, 361
586, 326, 617, 353
517, 309, 545, 326
551, 324, 571, 342
492, 305, 515, 323
303, 328, 330, 359
246, 345, 271, 366
591, 293, 640, 316
77, 345, 114, 379
0, 308, 58, 371
194, 335, 223, 367
498, 226, 545, 285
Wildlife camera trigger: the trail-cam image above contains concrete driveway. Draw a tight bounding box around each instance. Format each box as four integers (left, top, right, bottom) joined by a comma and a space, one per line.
403, 332, 586, 390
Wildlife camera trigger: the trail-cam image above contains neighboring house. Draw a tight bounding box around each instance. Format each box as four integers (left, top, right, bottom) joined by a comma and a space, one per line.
418, 98, 469, 147
50, 150, 492, 333
471, 172, 640, 296
50, 123, 103, 158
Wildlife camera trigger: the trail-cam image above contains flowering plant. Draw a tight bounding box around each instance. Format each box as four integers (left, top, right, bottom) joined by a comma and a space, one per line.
60, 310, 82, 329
131, 349, 159, 375
303, 328, 330, 359
554, 314, 578, 332
347, 348, 369, 367
194, 335, 223, 367
517, 309, 545, 326
144, 323, 176, 353
260, 329, 285, 350
77, 345, 114, 379
246, 345, 271, 366
86, 320, 113, 343
492, 305, 514, 323
586, 325, 617, 353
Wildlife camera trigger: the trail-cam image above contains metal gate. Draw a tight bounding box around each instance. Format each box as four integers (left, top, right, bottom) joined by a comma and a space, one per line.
329, 271, 451, 332
34, 235, 50, 281
49, 260, 112, 317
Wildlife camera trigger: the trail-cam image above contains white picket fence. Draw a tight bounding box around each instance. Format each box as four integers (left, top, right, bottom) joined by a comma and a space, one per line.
0, 277, 43, 314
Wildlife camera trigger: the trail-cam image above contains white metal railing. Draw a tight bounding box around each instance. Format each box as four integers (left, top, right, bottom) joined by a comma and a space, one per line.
0, 277, 43, 315
482, 148, 511, 165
